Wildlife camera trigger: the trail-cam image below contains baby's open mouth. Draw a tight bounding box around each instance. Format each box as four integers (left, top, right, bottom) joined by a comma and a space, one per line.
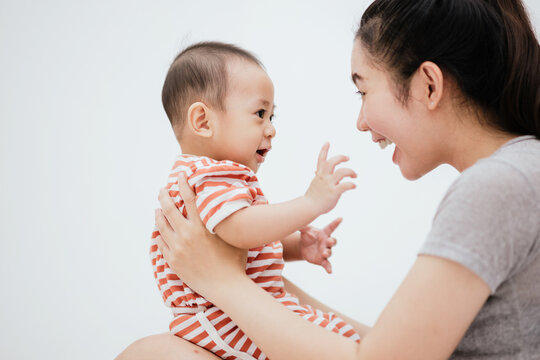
256, 149, 269, 156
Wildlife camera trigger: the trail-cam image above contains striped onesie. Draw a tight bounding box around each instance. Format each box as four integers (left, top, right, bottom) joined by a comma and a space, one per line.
150, 154, 360, 360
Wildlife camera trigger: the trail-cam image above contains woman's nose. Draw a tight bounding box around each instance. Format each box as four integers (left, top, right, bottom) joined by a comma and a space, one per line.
357, 112, 369, 132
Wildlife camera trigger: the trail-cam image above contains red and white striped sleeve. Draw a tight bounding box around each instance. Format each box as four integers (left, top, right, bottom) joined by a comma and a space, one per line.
188, 160, 259, 233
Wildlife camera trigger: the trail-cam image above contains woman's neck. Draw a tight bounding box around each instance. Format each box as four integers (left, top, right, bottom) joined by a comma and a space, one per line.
447, 119, 518, 173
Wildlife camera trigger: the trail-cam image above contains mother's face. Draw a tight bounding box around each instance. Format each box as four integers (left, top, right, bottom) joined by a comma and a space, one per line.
350, 40, 447, 180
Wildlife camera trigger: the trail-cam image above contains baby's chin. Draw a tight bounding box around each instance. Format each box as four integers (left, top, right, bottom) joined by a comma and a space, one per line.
242, 160, 259, 173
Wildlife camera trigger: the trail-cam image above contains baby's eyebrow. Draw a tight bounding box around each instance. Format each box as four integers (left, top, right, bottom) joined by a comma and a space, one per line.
258, 99, 276, 111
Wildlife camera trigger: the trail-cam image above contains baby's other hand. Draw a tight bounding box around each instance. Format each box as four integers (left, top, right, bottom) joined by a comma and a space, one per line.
299, 217, 342, 274
305, 142, 357, 215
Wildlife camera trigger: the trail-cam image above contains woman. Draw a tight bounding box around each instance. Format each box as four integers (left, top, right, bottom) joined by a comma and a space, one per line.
117, 0, 540, 358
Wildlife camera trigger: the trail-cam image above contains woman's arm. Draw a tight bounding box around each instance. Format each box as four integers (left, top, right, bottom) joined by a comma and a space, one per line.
155, 175, 491, 360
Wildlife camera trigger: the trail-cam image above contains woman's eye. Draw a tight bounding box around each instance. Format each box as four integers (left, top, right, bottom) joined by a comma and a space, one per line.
356, 90, 366, 98
256, 109, 265, 118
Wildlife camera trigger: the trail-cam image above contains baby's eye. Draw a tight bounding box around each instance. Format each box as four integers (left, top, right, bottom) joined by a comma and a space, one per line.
269, 114, 274, 122
256, 109, 266, 118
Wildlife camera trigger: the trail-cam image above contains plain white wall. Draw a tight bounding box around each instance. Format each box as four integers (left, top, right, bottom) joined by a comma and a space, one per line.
1, 0, 538, 358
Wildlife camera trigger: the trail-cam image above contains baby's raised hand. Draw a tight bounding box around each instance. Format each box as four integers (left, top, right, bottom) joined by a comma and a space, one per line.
305, 142, 357, 215
300, 218, 343, 274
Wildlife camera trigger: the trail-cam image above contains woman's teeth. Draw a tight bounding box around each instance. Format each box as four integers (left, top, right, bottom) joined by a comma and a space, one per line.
378, 139, 393, 149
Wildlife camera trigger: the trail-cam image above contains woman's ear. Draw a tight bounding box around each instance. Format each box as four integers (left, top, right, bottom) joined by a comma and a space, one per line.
418, 61, 444, 110
186, 102, 214, 138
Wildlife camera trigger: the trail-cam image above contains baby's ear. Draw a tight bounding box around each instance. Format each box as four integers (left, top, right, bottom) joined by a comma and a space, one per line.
186, 101, 214, 138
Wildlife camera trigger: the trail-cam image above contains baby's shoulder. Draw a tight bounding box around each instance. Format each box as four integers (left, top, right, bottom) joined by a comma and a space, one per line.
172, 155, 256, 180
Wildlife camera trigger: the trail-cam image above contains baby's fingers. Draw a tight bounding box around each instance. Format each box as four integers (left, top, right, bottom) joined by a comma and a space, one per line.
316, 142, 330, 170
327, 237, 337, 248
337, 182, 356, 195
321, 259, 333, 274
324, 155, 350, 173
323, 218, 342, 237
332, 168, 357, 184
323, 247, 332, 258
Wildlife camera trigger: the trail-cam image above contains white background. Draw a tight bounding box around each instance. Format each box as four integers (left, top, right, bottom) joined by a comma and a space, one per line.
1, 1, 538, 358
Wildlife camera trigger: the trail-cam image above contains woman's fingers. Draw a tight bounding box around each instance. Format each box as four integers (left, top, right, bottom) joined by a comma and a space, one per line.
155, 209, 174, 249
158, 187, 186, 232
155, 235, 171, 259
176, 173, 202, 224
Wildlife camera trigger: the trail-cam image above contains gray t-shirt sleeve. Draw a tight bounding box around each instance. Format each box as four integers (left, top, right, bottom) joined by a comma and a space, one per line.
419, 159, 539, 293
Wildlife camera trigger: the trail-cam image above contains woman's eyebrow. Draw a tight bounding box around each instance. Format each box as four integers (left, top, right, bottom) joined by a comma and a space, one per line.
351, 73, 365, 84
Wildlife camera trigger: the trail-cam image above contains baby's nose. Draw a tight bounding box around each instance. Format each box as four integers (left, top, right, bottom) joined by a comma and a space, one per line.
266, 123, 276, 138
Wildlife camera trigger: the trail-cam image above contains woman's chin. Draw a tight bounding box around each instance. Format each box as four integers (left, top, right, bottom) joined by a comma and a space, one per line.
398, 161, 424, 181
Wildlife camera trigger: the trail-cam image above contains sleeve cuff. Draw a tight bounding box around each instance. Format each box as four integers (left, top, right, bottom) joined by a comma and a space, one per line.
419, 240, 500, 294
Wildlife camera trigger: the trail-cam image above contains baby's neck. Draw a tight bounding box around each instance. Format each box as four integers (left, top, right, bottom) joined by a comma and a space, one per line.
179, 140, 221, 160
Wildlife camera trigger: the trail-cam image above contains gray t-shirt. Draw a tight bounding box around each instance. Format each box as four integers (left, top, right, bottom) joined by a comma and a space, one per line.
419, 135, 540, 360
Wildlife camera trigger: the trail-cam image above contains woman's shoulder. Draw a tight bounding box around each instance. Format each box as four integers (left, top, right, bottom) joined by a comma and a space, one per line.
422, 137, 540, 294
456, 136, 540, 201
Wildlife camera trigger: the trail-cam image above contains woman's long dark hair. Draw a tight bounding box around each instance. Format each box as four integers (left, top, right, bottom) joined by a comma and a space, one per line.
356, 0, 540, 138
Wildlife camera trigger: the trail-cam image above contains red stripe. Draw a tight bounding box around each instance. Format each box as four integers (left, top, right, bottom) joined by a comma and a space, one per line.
228, 329, 245, 348
170, 314, 194, 330
202, 193, 253, 224
252, 252, 283, 261
191, 329, 210, 344
240, 337, 253, 353
246, 262, 284, 274
174, 320, 201, 337
253, 275, 282, 283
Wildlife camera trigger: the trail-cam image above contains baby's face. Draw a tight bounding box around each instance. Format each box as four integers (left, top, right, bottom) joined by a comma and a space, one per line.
212, 59, 276, 173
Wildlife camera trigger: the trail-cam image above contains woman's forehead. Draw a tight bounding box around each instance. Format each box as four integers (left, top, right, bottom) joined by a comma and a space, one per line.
351, 44, 381, 86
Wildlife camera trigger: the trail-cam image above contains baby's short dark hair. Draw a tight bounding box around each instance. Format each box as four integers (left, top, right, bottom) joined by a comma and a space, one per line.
162, 41, 262, 138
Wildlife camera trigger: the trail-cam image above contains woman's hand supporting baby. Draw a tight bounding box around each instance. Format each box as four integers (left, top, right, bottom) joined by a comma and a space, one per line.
155, 179, 248, 298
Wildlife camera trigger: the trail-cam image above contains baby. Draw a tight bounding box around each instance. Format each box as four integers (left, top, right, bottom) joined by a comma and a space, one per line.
150, 41, 359, 360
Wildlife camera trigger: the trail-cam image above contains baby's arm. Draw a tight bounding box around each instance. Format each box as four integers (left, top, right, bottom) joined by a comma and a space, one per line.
215, 143, 356, 249
215, 197, 318, 249
282, 232, 303, 261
